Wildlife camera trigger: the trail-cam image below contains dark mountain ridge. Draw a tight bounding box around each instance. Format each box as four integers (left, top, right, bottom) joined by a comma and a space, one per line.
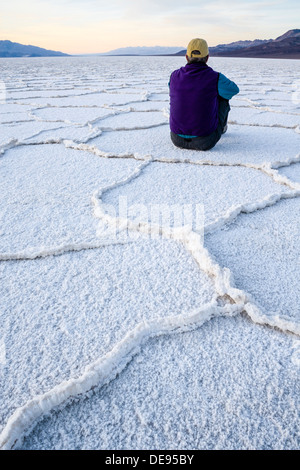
0, 40, 69, 58
174, 29, 300, 59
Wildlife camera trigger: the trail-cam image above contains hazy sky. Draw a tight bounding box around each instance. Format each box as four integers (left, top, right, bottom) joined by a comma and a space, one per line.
0, 0, 299, 54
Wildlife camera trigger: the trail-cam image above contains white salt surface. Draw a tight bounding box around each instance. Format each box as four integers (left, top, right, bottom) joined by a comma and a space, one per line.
95, 111, 168, 130
0, 113, 33, 124
7, 88, 98, 100
23, 124, 102, 144
102, 162, 290, 228
24, 92, 148, 108
0, 240, 215, 438
115, 101, 168, 112
0, 104, 34, 114
279, 162, 300, 184
0, 56, 299, 450
206, 198, 300, 328
20, 315, 300, 450
230, 106, 300, 128
0, 121, 73, 146
31, 106, 114, 124
241, 98, 299, 115
0, 145, 139, 254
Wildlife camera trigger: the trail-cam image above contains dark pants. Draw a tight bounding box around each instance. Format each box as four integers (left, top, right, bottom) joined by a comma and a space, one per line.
171, 97, 230, 151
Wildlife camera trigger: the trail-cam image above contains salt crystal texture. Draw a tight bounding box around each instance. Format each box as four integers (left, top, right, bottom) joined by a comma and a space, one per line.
0, 56, 299, 450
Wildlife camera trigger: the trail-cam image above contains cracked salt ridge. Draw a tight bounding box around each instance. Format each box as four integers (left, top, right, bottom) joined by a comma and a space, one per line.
62, 133, 300, 239
6, 89, 101, 100
88, 124, 300, 167
15, 91, 150, 108
232, 96, 300, 112
23, 124, 103, 145
91, 111, 168, 131
29, 109, 169, 134
0, 104, 35, 114
92, 156, 300, 335
30, 107, 115, 125
19, 315, 300, 451
0, 145, 140, 255
102, 88, 149, 95
100, 160, 292, 230
2, 306, 243, 451
0, 118, 106, 146
88, 144, 300, 330
0, 240, 132, 262
0, 139, 18, 156
205, 197, 300, 333
0, 113, 34, 125
227, 103, 300, 118
0, 121, 77, 147
91, 159, 300, 333
0, 239, 217, 450
279, 162, 300, 185
112, 101, 168, 112
243, 102, 300, 115
237, 90, 295, 102
229, 106, 300, 128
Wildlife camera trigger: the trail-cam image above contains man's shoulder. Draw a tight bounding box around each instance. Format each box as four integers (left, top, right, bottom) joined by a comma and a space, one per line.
206, 64, 219, 75
171, 65, 186, 75
169, 66, 184, 83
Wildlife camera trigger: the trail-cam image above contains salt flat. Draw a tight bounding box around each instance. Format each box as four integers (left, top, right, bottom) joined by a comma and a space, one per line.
0, 56, 299, 450
21, 315, 299, 451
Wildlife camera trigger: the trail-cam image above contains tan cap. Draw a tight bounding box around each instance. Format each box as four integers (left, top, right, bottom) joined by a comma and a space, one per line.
186, 38, 209, 58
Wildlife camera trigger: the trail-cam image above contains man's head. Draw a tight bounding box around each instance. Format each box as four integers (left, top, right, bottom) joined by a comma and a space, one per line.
186, 38, 209, 64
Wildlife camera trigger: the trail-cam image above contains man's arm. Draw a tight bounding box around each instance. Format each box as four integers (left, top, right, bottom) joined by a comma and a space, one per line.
218, 73, 239, 100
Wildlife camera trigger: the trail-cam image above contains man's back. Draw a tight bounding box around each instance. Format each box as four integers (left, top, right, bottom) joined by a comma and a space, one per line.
169, 62, 219, 137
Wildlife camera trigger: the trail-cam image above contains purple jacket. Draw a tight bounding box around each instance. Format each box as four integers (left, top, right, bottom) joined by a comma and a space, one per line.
169, 62, 219, 137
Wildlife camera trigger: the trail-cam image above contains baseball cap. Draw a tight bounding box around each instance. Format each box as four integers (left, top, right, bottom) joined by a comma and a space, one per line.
186, 38, 209, 58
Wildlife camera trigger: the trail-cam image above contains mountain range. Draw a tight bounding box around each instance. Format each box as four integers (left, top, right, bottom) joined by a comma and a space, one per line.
98, 46, 185, 56
1, 30, 299, 59
175, 29, 300, 59
0, 40, 69, 58
100, 29, 300, 59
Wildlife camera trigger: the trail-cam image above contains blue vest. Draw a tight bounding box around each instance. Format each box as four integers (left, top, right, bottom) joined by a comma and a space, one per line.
169, 62, 219, 137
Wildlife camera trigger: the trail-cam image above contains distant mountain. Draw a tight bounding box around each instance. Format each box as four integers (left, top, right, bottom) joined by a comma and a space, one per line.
212, 30, 300, 59
209, 38, 271, 54
174, 29, 300, 59
274, 29, 300, 42
213, 39, 271, 50
0, 40, 70, 58
99, 46, 184, 56
166, 39, 273, 56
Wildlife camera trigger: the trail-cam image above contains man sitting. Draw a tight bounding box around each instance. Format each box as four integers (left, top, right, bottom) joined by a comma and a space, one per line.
169, 38, 239, 151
